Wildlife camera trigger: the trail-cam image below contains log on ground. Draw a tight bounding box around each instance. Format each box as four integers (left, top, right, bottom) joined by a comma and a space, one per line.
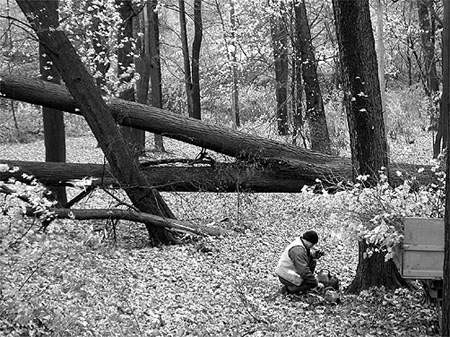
24, 207, 226, 237
0, 160, 437, 193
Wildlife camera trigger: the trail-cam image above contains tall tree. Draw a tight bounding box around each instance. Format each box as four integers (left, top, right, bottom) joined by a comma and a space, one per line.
191, 0, 202, 120
116, 0, 144, 154
214, 0, 240, 128
332, 0, 407, 293
270, 1, 289, 136
177, 0, 203, 120
17, 0, 176, 245
417, 0, 444, 158
443, 0, 450, 335
290, 1, 303, 145
39, 0, 66, 205
294, 0, 331, 154
135, 5, 150, 108
147, 0, 165, 150
435, 29, 448, 158
178, 0, 194, 117
375, 0, 386, 114
418, 0, 439, 96
229, 0, 240, 128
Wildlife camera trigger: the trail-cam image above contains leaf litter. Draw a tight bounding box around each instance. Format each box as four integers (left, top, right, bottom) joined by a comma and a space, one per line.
0, 136, 441, 336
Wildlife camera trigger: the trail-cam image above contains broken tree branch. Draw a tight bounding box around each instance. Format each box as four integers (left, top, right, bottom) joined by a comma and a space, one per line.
25, 208, 226, 237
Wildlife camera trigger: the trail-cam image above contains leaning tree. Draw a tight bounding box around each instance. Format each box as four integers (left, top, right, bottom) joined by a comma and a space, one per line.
332, 0, 408, 293
16, 0, 177, 245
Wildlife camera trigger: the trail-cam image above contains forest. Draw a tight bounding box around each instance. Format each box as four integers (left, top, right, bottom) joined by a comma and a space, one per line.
1, 0, 450, 336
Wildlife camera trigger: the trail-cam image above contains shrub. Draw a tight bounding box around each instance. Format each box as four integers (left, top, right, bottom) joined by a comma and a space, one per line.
301, 158, 445, 260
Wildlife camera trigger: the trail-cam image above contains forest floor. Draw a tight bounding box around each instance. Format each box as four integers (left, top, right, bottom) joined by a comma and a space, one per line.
0, 134, 442, 337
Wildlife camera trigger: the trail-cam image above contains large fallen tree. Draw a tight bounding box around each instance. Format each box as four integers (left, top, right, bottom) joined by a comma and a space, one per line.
0, 160, 437, 194
0, 160, 314, 192
0, 74, 437, 189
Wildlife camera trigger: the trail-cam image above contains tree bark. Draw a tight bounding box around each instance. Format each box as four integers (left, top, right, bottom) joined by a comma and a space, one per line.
434, 29, 448, 158
192, 0, 202, 120
346, 241, 409, 294
25, 208, 225, 237
418, 0, 439, 95
178, 0, 194, 117
0, 159, 436, 194
443, 0, 450, 335
294, 0, 331, 154
270, 1, 289, 136
134, 4, 150, 146
16, 0, 175, 245
229, 0, 240, 128
291, 1, 303, 146
135, 7, 150, 107
146, 0, 165, 151
332, 0, 403, 293
418, 0, 442, 158
116, 0, 144, 154
375, 0, 386, 119
39, 0, 66, 205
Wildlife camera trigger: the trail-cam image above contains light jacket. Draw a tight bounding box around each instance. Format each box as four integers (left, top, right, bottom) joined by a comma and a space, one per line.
275, 238, 315, 286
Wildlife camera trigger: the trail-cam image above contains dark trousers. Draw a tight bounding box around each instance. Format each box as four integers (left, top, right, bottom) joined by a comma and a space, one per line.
279, 276, 317, 294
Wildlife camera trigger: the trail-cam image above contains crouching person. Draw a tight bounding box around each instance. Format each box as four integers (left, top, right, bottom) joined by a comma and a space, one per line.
275, 230, 322, 294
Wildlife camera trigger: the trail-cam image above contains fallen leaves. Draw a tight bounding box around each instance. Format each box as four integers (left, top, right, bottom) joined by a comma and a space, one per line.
0, 135, 441, 336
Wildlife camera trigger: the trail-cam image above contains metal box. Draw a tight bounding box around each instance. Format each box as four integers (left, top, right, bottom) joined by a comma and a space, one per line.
394, 217, 444, 279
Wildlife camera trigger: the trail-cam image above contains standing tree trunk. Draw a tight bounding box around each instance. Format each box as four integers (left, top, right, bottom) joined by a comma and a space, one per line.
116, 0, 144, 155
39, 0, 66, 205
178, 0, 194, 117
435, 29, 448, 158
134, 2, 151, 149
191, 0, 202, 120
229, 0, 240, 128
291, 6, 303, 145
375, 0, 386, 119
270, 0, 289, 136
294, 0, 331, 154
443, 0, 450, 335
135, 6, 150, 107
332, 0, 407, 293
147, 0, 165, 151
417, 0, 444, 157
418, 0, 439, 96
17, 0, 175, 245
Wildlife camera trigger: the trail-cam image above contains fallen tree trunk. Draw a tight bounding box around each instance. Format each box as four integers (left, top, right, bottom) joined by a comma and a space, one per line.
0, 74, 437, 187
1, 160, 437, 193
25, 207, 225, 237
0, 160, 313, 192
0, 73, 348, 175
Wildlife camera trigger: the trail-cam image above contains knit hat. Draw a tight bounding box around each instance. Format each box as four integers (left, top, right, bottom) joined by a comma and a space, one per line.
302, 230, 318, 244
